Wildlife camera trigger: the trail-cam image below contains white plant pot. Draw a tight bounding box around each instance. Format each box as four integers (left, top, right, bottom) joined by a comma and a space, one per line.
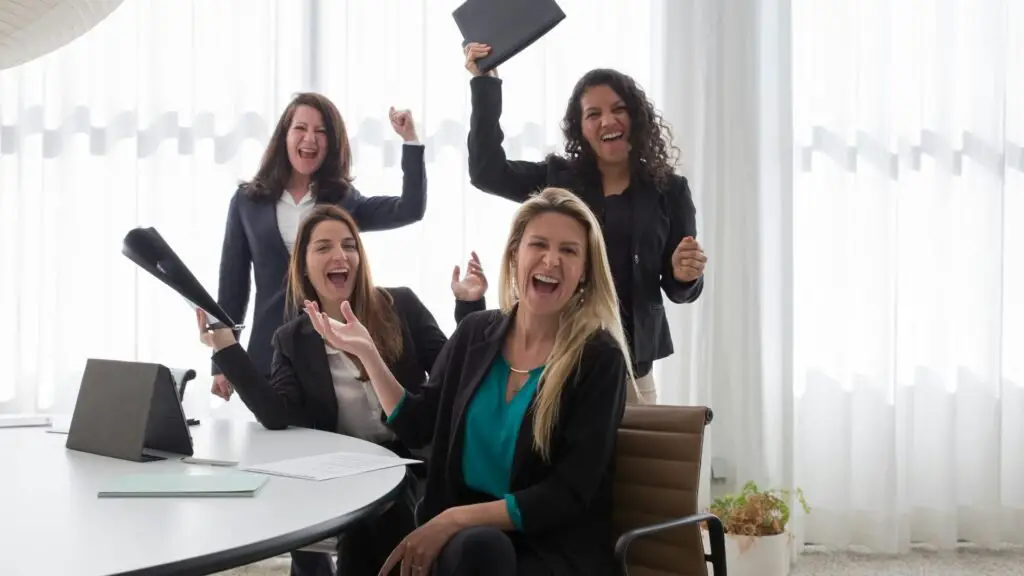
702, 530, 793, 576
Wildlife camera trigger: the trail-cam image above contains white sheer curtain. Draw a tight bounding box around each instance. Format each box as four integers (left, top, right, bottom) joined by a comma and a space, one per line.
653, 0, 795, 516
792, 0, 1024, 551
658, 0, 1024, 555
0, 0, 662, 417
647, 0, 790, 516
659, 0, 1024, 553
0, 0, 309, 415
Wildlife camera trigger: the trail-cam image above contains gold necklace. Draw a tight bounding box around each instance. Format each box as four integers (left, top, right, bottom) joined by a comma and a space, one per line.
507, 365, 535, 391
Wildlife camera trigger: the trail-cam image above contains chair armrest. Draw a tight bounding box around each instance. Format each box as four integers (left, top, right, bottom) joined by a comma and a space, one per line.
614, 512, 727, 576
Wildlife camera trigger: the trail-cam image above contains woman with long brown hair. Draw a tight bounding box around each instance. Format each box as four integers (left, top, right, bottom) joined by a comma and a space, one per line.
197, 205, 484, 576
214, 93, 429, 405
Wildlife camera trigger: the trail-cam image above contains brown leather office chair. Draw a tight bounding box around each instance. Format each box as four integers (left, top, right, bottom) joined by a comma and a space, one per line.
612, 405, 727, 575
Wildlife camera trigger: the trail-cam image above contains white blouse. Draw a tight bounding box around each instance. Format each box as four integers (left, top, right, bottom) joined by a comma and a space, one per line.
276, 188, 315, 254
323, 344, 395, 443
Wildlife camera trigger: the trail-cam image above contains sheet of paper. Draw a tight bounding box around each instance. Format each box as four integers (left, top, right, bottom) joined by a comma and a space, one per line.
240, 451, 420, 481
0, 414, 52, 428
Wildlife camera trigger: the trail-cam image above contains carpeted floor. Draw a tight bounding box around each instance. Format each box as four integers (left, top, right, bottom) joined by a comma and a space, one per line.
791, 544, 1024, 575
217, 544, 1024, 575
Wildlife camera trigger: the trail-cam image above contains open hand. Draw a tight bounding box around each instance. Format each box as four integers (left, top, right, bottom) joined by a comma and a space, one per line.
463, 42, 498, 78
671, 236, 707, 283
304, 300, 376, 359
389, 107, 418, 142
378, 512, 462, 576
450, 251, 487, 301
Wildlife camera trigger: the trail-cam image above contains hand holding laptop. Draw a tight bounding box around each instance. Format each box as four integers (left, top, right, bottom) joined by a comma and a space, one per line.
464, 43, 498, 78
196, 310, 237, 401
452, 0, 565, 74
196, 309, 238, 352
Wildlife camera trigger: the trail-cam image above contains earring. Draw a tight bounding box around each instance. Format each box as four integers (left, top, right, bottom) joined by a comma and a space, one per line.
511, 263, 521, 300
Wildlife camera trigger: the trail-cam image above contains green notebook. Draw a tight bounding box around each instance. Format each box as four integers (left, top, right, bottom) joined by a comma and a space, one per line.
97, 472, 268, 498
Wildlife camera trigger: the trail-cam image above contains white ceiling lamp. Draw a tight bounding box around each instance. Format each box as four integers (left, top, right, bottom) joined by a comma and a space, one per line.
0, 0, 124, 70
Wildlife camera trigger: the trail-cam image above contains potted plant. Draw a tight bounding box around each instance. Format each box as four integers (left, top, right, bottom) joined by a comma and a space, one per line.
703, 481, 811, 576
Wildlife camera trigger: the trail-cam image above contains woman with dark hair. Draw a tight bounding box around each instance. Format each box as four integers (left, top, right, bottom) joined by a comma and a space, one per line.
214, 93, 428, 402
198, 205, 485, 576
462, 44, 707, 405
212, 93, 428, 576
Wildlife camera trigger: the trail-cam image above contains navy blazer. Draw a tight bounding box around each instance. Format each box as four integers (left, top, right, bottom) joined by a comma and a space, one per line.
215, 144, 427, 377
467, 76, 703, 367
388, 308, 628, 576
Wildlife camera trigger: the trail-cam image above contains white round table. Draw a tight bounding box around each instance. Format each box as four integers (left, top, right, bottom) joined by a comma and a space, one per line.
0, 419, 408, 576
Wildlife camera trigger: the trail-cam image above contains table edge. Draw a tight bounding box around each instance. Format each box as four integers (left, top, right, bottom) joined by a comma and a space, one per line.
108, 471, 408, 576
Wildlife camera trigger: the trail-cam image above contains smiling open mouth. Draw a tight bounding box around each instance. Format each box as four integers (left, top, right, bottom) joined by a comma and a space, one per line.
298, 148, 318, 159
326, 269, 349, 287
531, 274, 560, 294
600, 131, 624, 142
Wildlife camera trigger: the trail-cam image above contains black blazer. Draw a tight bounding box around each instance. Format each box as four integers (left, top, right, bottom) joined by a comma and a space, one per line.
467, 76, 703, 366
210, 287, 485, 436
387, 309, 628, 576
215, 144, 428, 377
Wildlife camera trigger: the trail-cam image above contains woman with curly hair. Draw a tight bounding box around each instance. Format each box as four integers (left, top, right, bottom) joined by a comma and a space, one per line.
462, 43, 707, 404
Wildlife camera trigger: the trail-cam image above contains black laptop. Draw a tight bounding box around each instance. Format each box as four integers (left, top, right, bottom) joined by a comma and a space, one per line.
66, 358, 194, 462
453, 0, 566, 73
122, 226, 240, 332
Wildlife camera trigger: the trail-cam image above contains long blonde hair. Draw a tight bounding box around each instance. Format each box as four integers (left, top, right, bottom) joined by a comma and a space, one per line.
498, 187, 636, 461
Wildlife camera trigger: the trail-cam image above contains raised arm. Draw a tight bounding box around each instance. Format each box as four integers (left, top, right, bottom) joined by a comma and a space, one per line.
213, 189, 253, 376
455, 298, 487, 324
348, 108, 427, 231
466, 62, 548, 202
348, 144, 427, 231
660, 176, 705, 303
450, 250, 489, 325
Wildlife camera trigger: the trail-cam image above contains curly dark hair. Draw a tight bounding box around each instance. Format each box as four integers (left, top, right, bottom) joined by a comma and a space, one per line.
559, 69, 679, 188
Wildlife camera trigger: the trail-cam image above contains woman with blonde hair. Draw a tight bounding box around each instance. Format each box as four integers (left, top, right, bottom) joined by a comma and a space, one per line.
304, 187, 635, 575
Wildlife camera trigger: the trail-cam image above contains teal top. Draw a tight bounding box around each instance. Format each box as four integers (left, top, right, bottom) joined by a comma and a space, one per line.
461, 356, 541, 531
387, 356, 541, 531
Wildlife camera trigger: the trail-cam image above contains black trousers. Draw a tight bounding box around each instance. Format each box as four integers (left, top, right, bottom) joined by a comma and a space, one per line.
289, 549, 333, 576
433, 526, 551, 576
290, 471, 420, 576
